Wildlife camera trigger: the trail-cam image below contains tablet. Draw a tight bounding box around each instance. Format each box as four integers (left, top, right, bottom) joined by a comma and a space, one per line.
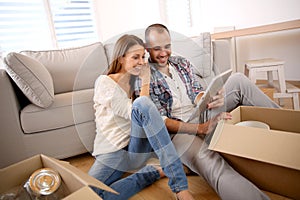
188, 69, 232, 123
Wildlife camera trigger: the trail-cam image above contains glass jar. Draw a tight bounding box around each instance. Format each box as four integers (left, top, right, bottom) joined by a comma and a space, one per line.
23, 168, 67, 200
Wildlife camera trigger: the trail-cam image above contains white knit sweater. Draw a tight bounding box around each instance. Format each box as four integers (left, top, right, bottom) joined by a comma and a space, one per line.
92, 75, 132, 156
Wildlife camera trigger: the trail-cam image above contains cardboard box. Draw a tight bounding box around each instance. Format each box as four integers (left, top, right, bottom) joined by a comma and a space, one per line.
208, 106, 300, 199
0, 154, 117, 199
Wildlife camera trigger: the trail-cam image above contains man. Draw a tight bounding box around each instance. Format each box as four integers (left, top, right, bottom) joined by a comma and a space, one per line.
142, 23, 280, 200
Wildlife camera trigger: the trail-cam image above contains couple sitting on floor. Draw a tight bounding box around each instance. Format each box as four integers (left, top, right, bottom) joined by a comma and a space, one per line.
88, 23, 279, 200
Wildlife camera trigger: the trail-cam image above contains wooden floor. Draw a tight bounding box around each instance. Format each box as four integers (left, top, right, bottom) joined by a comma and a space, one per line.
64, 80, 299, 200
257, 80, 300, 110
64, 154, 292, 200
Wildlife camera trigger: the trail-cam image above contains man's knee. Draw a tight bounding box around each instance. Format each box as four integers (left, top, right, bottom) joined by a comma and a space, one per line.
230, 72, 251, 84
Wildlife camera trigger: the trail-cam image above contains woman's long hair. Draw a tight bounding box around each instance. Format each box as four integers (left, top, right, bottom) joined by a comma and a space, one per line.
107, 34, 144, 75
107, 34, 145, 100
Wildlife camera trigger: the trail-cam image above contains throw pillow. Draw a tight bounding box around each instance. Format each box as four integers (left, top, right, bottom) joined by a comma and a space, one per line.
4, 52, 54, 108
172, 32, 212, 78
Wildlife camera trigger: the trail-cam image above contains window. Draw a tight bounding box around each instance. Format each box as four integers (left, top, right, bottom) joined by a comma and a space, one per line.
164, 0, 192, 28
0, 0, 98, 54
160, 0, 202, 37
49, 0, 98, 48
0, 0, 52, 52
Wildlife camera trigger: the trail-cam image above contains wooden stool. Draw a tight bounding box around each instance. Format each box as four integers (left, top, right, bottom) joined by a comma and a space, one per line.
273, 82, 300, 110
245, 58, 300, 110
245, 58, 286, 93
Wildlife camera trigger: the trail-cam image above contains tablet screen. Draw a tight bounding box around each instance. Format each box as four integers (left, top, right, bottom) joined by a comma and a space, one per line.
188, 69, 232, 122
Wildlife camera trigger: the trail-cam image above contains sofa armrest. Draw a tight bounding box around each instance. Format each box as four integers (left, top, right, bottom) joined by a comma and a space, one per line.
212, 40, 232, 74
0, 69, 22, 130
0, 69, 28, 168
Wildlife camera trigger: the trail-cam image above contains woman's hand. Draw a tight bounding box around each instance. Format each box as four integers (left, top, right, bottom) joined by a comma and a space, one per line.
196, 112, 232, 135
139, 63, 150, 96
139, 62, 150, 84
208, 87, 225, 109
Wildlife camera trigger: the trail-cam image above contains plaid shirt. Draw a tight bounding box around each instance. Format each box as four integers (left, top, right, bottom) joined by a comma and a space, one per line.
134, 56, 203, 120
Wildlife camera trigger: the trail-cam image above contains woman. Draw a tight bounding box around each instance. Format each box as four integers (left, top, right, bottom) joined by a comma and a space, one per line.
88, 34, 194, 200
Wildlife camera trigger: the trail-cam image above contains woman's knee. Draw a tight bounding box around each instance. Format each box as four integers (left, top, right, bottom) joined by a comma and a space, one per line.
133, 96, 152, 107
132, 96, 156, 114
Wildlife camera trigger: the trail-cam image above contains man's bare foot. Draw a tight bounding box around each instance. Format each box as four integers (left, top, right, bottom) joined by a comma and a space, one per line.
176, 190, 195, 200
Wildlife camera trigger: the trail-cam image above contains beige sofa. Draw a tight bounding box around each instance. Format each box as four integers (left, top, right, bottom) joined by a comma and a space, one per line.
0, 32, 231, 169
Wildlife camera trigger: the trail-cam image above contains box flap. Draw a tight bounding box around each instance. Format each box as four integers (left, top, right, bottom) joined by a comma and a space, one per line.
40, 155, 117, 195
239, 106, 300, 133
63, 186, 102, 200
0, 155, 43, 193
209, 120, 300, 170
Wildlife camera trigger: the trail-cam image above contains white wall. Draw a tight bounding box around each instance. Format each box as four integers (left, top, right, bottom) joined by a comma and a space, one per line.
199, 0, 300, 80
199, 0, 300, 32
236, 30, 300, 81
93, 0, 300, 80
93, 0, 162, 42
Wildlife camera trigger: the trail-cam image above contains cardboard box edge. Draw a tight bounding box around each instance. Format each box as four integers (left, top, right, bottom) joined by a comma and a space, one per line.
40, 155, 118, 195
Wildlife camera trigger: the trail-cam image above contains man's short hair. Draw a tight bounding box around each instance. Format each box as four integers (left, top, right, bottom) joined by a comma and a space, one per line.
145, 23, 170, 45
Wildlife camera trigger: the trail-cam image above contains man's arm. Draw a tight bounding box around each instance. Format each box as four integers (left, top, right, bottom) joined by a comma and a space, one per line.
165, 118, 210, 135
165, 112, 232, 136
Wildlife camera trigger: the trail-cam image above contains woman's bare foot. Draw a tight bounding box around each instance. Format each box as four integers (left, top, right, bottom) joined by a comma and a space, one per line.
154, 166, 165, 178
176, 190, 195, 200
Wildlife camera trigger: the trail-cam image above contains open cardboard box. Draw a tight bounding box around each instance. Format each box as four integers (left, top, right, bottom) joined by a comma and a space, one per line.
0, 154, 117, 199
208, 106, 300, 199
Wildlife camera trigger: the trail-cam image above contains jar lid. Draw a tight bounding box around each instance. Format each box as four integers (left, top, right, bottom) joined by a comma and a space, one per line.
29, 168, 61, 195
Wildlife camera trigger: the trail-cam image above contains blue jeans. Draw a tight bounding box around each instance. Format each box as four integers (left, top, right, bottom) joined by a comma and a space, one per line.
88, 96, 188, 199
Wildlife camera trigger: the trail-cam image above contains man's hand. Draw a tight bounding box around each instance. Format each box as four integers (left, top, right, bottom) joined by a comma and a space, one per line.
197, 112, 231, 135
194, 91, 204, 104
208, 87, 225, 109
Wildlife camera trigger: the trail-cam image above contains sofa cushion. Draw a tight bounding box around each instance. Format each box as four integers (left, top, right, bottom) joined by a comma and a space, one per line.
104, 43, 115, 66
172, 32, 212, 78
4, 52, 54, 108
20, 89, 94, 133
21, 42, 108, 94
